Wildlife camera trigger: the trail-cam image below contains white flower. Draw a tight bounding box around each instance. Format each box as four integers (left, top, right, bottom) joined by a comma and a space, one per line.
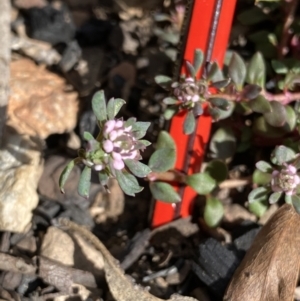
271, 164, 300, 196
102, 119, 140, 170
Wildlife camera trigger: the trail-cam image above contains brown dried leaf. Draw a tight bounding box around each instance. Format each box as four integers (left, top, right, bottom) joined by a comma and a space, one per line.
224, 204, 300, 301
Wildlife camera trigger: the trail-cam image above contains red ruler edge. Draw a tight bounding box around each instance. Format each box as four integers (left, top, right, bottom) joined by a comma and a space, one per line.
151, 0, 237, 228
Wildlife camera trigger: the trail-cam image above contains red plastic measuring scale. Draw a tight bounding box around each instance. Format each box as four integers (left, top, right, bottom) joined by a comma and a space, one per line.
151, 0, 237, 227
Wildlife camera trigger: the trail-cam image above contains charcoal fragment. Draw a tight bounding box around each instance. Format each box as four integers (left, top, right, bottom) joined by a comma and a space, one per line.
192, 238, 240, 300
24, 3, 75, 45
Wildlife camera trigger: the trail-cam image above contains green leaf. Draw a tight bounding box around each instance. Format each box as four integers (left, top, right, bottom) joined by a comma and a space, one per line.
107, 98, 126, 120
204, 197, 224, 228
156, 131, 176, 149
78, 166, 92, 199
193, 102, 203, 116
248, 199, 268, 217
124, 159, 151, 178
186, 172, 217, 195
183, 111, 196, 135
150, 182, 181, 203
269, 191, 282, 204
124, 117, 136, 128
237, 7, 268, 25
132, 122, 151, 139
208, 98, 230, 110
253, 169, 272, 185
248, 186, 269, 203
253, 116, 286, 138
291, 195, 300, 214
246, 52, 266, 87
115, 170, 143, 196
271, 145, 296, 165
59, 158, 77, 193
211, 78, 231, 89
241, 84, 262, 100
205, 160, 228, 183
193, 49, 204, 74
209, 127, 236, 159
138, 140, 152, 147
92, 90, 107, 122
163, 97, 177, 105
186, 61, 196, 77
154, 75, 172, 86
207, 62, 220, 81
255, 160, 272, 173
271, 60, 288, 74
249, 95, 271, 113
148, 148, 176, 172
264, 101, 287, 127
228, 52, 246, 89
98, 172, 109, 187
164, 107, 177, 120
83, 131, 95, 142
282, 105, 297, 132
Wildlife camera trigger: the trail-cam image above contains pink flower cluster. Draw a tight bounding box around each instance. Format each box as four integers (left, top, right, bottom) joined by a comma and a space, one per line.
172, 77, 200, 104
96, 119, 140, 171
271, 164, 300, 196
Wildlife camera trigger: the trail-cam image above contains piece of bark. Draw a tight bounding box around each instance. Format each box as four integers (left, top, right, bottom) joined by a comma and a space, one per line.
224, 204, 300, 301
59, 218, 197, 301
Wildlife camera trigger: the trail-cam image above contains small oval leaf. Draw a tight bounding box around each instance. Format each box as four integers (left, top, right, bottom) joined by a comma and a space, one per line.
92, 90, 107, 122
253, 169, 272, 185
264, 101, 287, 127
246, 52, 266, 87
115, 170, 143, 196
249, 95, 271, 113
124, 159, 151, 178
150, 182, 181, 203
148, 148, 176, 172
204, 197, 224, 228
107, 98, 126, 120
269, 191, 282, 204
59, 159, 77, 193
205, 160, 228, 183
228, 52, 246, 89
271, 145, 296, 165
186, 172, 217, 195
156, 131, 176, 150
209, 127, 236, 159
255, 161, 272, 173
193, 49, 204, 74
78, 166, 92, 199
183, 111, 196, 135
248, 186, 269, 203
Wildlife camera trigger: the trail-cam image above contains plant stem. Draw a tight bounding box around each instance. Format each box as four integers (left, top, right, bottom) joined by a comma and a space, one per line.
209, 90, 300, 105
278, 0, 299, 59
0, 0, 11, 148
147, 171, 252, 190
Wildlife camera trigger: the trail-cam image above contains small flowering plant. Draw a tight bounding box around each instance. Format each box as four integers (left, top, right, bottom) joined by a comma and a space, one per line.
155, 49, 268, 135
59, 90, 152, 198
249, 145, 300, 213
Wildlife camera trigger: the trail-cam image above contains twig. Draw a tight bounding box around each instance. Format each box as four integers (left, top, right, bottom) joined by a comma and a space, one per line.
219, 176, 252, 189
0, 0, 11, 148
0, 253, 97, 291
208, 90, 300, 105
147, 170, 186, 183
278, 0, 299, 59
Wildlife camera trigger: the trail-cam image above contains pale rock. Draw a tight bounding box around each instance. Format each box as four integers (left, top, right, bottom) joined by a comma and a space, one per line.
223, 203, 257, 224
0, 128, 43, 232
40, 226, 75, 266
8, 59, 79, 139
72, 232, 104, 276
